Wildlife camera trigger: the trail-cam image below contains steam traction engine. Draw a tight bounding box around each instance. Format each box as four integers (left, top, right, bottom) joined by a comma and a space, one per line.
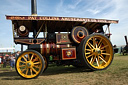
6, 0, 118, 79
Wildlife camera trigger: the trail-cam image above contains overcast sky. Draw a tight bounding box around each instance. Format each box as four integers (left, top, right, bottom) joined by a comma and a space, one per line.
0, 0, 128, 51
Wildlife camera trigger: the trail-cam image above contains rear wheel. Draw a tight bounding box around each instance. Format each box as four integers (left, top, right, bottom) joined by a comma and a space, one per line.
15, 50, 45, 79
79, 33, 114, 70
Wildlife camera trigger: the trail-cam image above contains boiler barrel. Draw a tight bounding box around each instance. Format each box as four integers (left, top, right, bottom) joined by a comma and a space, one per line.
28, 43, 72, 56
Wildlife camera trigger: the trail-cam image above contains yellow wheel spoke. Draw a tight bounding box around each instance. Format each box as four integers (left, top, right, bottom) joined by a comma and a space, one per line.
86, 53, 94, 58
96, 58, 99, 67
98, 39, 102, 47
33, 65, 40, 68
86, 52, 91, 55
101, 50, 106, 52
32, 67, 38, 74
96, 44, 98, 48
33, 57, 38, 62
26, 68, 29, 75
34, 62, 41, 65
91, 55, 96, 64
90, 56, 93, 63
19, 61, 26, 63
100, 54, 105, 60
89, 42, 95, 49
99, 56, 107, 63
19, 65, 26, 68
101, 53, 110, 56
85, 49, 91, 51
28, 54, 30, 61
99, 43, 102, 48
21, 68, 27, 73
93, 37, 96, 48
22, 56, 27, 62
30, 54, 34, 61
101, 45, 108, 49
87, 43, 93, 50
30, 69, 33, 75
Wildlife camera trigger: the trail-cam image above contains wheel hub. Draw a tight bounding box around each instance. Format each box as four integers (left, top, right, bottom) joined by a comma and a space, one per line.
27, 62, 31, 67
26, 61, 33, 68
95, 48, 101, 55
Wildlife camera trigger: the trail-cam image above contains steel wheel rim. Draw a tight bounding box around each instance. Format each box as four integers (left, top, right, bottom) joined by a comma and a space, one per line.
43, 56, 47, 70
16, 52, 43, 78
85, 35, 113, 69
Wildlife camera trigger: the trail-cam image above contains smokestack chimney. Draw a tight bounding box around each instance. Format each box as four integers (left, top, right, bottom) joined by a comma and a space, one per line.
124, 36, 128, 45
31, 0, 37, 16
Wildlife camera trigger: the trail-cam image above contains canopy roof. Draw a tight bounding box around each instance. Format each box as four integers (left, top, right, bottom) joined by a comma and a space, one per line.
6, 15, 118, 24
6, 15, 118, 32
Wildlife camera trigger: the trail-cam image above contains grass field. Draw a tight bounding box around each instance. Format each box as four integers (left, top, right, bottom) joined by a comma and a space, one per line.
0, 54, 128, 85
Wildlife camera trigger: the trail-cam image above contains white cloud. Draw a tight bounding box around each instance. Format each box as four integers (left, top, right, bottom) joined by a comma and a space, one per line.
87, 9, 100, 15
68, 0, 82, 9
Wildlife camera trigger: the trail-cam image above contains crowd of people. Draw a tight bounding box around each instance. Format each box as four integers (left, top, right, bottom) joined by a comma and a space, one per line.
0, 51, 20, 71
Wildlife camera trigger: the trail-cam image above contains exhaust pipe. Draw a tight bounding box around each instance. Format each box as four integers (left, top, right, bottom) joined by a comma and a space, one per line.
31, 0, 37, 16
124, 36, 128, 45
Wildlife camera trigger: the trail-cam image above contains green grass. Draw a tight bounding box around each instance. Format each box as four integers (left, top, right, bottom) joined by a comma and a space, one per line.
0, 54, 128, 85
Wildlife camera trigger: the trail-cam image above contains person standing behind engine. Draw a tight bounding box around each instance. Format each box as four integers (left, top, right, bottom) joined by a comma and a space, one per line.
0, 57, 1, 68
3, 56, 7, 68
15, 51, 20, 59
9, 54, 15, 71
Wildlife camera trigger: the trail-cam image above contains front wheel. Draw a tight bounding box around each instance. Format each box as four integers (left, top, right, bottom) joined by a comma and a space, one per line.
79, 33, 114, 70
15, 50, 45, 79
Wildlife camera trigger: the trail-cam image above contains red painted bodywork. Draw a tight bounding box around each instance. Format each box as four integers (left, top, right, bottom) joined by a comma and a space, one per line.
61, 48, 76, 60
